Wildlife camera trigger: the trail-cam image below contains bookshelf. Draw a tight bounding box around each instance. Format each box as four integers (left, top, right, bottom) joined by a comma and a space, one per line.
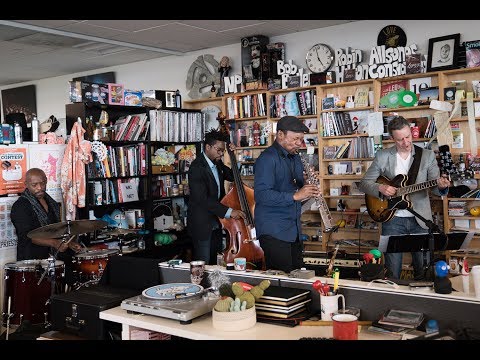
179, 67, 480, 259
312, 79, 378, 252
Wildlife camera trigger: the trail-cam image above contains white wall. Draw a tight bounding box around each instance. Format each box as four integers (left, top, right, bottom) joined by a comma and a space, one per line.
2, 20, 480, 124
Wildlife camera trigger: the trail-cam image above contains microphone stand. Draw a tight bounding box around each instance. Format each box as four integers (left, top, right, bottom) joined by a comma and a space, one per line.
406, 207, 443, 281
36, 220, 75, 327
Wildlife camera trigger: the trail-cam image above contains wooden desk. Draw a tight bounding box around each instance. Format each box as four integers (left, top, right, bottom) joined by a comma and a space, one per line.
158, 263, 480, 333
99, 306, 394, 340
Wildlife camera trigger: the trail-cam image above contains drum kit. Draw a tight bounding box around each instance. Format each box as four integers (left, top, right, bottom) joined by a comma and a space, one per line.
1, 219, 116, 338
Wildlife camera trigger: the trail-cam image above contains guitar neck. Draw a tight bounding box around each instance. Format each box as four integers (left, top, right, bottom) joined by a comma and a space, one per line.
397, 179, 438, 197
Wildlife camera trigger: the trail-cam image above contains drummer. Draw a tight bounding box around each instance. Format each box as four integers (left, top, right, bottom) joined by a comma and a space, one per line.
10, 168, 83, 285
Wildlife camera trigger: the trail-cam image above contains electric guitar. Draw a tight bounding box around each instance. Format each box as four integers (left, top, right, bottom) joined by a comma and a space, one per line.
365, 175, 440, 222
366, 145, 452, 223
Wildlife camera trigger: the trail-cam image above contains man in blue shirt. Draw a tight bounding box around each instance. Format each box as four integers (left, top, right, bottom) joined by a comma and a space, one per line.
188, 129, 245, 264
254, 116, 319, 273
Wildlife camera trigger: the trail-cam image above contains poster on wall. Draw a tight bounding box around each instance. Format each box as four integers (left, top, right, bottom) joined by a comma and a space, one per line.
0, 146, 27, 195
1, 84, 37, 124
27, 144, 66, 203
0, 196, 19, 250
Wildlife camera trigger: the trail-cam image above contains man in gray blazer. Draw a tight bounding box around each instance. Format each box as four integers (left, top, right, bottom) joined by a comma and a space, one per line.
359, 116, 450, 279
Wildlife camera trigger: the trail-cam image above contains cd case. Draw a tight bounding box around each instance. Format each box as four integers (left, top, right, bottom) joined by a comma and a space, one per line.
378, 309, 424, 328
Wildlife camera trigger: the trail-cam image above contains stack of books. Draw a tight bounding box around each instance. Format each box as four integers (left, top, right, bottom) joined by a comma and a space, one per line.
255, 286, 311, 320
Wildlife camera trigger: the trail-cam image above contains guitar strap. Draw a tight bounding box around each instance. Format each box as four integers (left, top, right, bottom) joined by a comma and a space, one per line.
406, 145, 423, 185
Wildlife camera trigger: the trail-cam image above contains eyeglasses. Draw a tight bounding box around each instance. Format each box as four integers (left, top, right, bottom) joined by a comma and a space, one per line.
212, 145, 225, 154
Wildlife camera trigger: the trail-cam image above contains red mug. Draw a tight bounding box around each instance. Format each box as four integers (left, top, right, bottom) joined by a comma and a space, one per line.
332, 313, 358, 340
411, 126, 420, 139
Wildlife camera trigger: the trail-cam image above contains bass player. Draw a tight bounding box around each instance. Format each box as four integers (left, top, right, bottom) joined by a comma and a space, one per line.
359, 116, 450, 280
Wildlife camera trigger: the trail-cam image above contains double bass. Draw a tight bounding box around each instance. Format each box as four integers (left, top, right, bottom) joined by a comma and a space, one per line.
218, 115, 265, 270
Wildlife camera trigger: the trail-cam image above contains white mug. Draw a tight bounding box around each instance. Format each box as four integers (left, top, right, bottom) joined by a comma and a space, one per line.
234, 257, 247, 271
320, 294, 345, 321
471, 265, 480, 299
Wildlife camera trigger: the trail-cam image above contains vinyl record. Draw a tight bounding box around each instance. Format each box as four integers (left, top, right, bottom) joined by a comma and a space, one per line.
380, 90, 402, 108
377, 25, 407, 48
398, 90, 417, 107
142, 283, 204, 300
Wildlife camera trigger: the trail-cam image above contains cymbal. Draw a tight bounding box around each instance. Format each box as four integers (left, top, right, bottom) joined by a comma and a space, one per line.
27, 220, 108, 239
108, 227, 138, 236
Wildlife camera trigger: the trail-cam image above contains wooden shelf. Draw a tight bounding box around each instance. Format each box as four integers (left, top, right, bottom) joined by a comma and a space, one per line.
320, 106, 373, 113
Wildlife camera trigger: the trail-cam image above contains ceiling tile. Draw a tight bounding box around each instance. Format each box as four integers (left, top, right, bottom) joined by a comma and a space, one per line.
13, 20, 82, 28
11, 32, 87, 48
220, 22, 297, 39
58, 22, 128, 39
111, 23, 237, 50
179, 20, 265, 32
0, 25, 35, 41
84, 20, 176, 33
268, 20, 353, 32
0, 40, 54, 57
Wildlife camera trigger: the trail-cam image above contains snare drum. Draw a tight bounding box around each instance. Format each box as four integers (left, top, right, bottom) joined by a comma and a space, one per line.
3, 259, 65, 325
73, 249, 119, 283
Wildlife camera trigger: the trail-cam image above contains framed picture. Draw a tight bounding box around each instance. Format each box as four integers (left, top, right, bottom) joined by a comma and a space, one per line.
418, 86, 439, 106
427, 33, 460, 72
165, 91, 176, 108
108, 83, 124, 105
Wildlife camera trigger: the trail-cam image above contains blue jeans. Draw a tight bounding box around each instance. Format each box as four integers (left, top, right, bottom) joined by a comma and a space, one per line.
382, 216, 429, 280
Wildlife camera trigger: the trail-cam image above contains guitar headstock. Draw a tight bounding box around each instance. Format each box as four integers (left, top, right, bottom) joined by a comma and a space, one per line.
437, 144, 455, 179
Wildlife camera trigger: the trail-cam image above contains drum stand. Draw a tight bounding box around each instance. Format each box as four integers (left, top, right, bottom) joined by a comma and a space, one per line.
3, 296, 13, 340
36, 230, 76, 329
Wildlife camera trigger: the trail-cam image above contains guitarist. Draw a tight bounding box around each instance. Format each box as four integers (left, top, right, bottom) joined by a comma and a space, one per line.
359, 116, 450, 280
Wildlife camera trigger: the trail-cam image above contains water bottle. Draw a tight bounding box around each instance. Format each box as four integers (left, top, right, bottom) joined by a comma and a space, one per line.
31, 116, 39, 142
175, 89, 182, 108
14, 122, 23, 144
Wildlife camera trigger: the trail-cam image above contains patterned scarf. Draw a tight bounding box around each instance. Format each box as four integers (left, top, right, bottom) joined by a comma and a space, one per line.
21, 188, 60, 227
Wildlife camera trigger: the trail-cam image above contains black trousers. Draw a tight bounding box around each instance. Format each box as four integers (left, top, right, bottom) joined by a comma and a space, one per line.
259, 234, 304, 273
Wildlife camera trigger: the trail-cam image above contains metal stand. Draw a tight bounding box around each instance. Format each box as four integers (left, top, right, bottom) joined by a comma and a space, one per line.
36, 221, 76, 328
406, 208, 443, 281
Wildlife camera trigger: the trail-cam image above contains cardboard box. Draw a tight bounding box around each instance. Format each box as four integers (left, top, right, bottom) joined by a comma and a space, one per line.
241, 35, 269, 89
124, 89, 142, 106
108, 83, 125, 105
69, 81, 82, 102
265, 42, 285, 90
70, 81, 108, 104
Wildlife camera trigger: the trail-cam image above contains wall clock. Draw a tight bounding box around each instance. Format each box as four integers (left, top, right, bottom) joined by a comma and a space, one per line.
201, 105, 221, 131
306, 43, 334, 73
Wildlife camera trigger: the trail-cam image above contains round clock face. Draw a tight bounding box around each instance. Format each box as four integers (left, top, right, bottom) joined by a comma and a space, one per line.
201, 105, 221, 131
306, 43, 334, 73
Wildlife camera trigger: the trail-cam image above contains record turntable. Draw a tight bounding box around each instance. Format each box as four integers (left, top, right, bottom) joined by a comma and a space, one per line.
121, 283, 219, 324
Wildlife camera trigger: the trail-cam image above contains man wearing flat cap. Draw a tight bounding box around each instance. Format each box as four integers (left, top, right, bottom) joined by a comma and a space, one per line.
254, 116, 320, 273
